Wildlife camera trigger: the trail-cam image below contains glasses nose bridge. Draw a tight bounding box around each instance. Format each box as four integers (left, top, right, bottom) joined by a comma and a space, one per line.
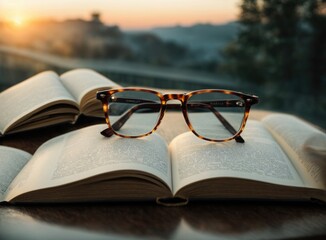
163, 93, 185, 103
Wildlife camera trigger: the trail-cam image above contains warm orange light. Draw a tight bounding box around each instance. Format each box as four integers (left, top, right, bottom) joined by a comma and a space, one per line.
11, 16, 25, 27
0, 0, 239, 30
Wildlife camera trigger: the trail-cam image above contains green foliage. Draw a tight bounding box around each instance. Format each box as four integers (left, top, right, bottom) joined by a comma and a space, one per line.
222, 0, 325, 127
222, 0, 325, 93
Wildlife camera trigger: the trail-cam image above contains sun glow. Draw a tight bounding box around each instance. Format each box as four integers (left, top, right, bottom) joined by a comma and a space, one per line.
11, 16, 25, 27
0, 0, 239, 30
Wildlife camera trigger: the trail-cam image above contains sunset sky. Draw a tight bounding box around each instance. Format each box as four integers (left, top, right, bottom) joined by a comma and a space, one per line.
0, 0, 240, 29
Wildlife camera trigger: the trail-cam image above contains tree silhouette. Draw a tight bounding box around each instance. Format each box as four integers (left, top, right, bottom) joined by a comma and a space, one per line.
223, 0, 325, 99
222, 0, 266, 84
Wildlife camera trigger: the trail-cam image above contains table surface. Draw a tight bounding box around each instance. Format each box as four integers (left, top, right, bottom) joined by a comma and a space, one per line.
1, 111, 326, 240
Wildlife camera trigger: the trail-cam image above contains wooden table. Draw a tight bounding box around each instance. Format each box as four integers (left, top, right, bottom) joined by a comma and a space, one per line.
1, 111, 326, 240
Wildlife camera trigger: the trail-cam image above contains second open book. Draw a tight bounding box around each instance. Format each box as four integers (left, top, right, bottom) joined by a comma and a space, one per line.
1, 113, 325, 205
0, 69, 120, 135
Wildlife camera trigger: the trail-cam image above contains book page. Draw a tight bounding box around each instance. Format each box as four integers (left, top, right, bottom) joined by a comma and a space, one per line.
262, 113, 326, 189
5, 124, 172, 201
59, 69, 120, 113
0, 146, 31, 202
0, 71, 77, 134
170, 120, 304, 195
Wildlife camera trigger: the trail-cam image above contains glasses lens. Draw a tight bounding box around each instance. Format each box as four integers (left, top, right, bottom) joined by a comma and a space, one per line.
187, 91, 246, 140
108, 90, 162, 136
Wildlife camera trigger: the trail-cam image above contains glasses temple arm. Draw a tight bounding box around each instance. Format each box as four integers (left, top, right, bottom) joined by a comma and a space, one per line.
101, 102, 161, 137
188, 102, 244, 143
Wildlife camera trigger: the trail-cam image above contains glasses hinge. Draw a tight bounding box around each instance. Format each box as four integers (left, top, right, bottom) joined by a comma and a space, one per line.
96, 92, 108, 100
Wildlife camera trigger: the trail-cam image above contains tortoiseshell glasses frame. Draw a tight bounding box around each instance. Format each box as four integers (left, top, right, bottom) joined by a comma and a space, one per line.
96, 88, 259, 143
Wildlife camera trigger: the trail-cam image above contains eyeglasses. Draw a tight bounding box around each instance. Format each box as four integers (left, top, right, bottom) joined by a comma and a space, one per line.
96, 88, 259, 143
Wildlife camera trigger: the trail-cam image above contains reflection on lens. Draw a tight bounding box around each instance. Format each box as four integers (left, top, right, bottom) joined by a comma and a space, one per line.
108, 90, 162, 136
187, 91, 245, 140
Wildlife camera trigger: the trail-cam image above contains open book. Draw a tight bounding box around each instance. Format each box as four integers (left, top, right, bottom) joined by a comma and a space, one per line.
0, 69, 120, 135
0, 113, 325, 205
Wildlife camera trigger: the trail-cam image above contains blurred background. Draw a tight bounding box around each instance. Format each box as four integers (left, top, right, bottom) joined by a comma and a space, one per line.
0, 0, 325, 128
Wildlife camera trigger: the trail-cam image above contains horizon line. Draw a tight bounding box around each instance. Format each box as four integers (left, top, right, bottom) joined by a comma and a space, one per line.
0, 16, 238, 31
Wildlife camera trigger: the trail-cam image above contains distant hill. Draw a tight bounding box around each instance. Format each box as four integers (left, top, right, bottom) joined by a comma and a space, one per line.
148, 22, 240, 60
